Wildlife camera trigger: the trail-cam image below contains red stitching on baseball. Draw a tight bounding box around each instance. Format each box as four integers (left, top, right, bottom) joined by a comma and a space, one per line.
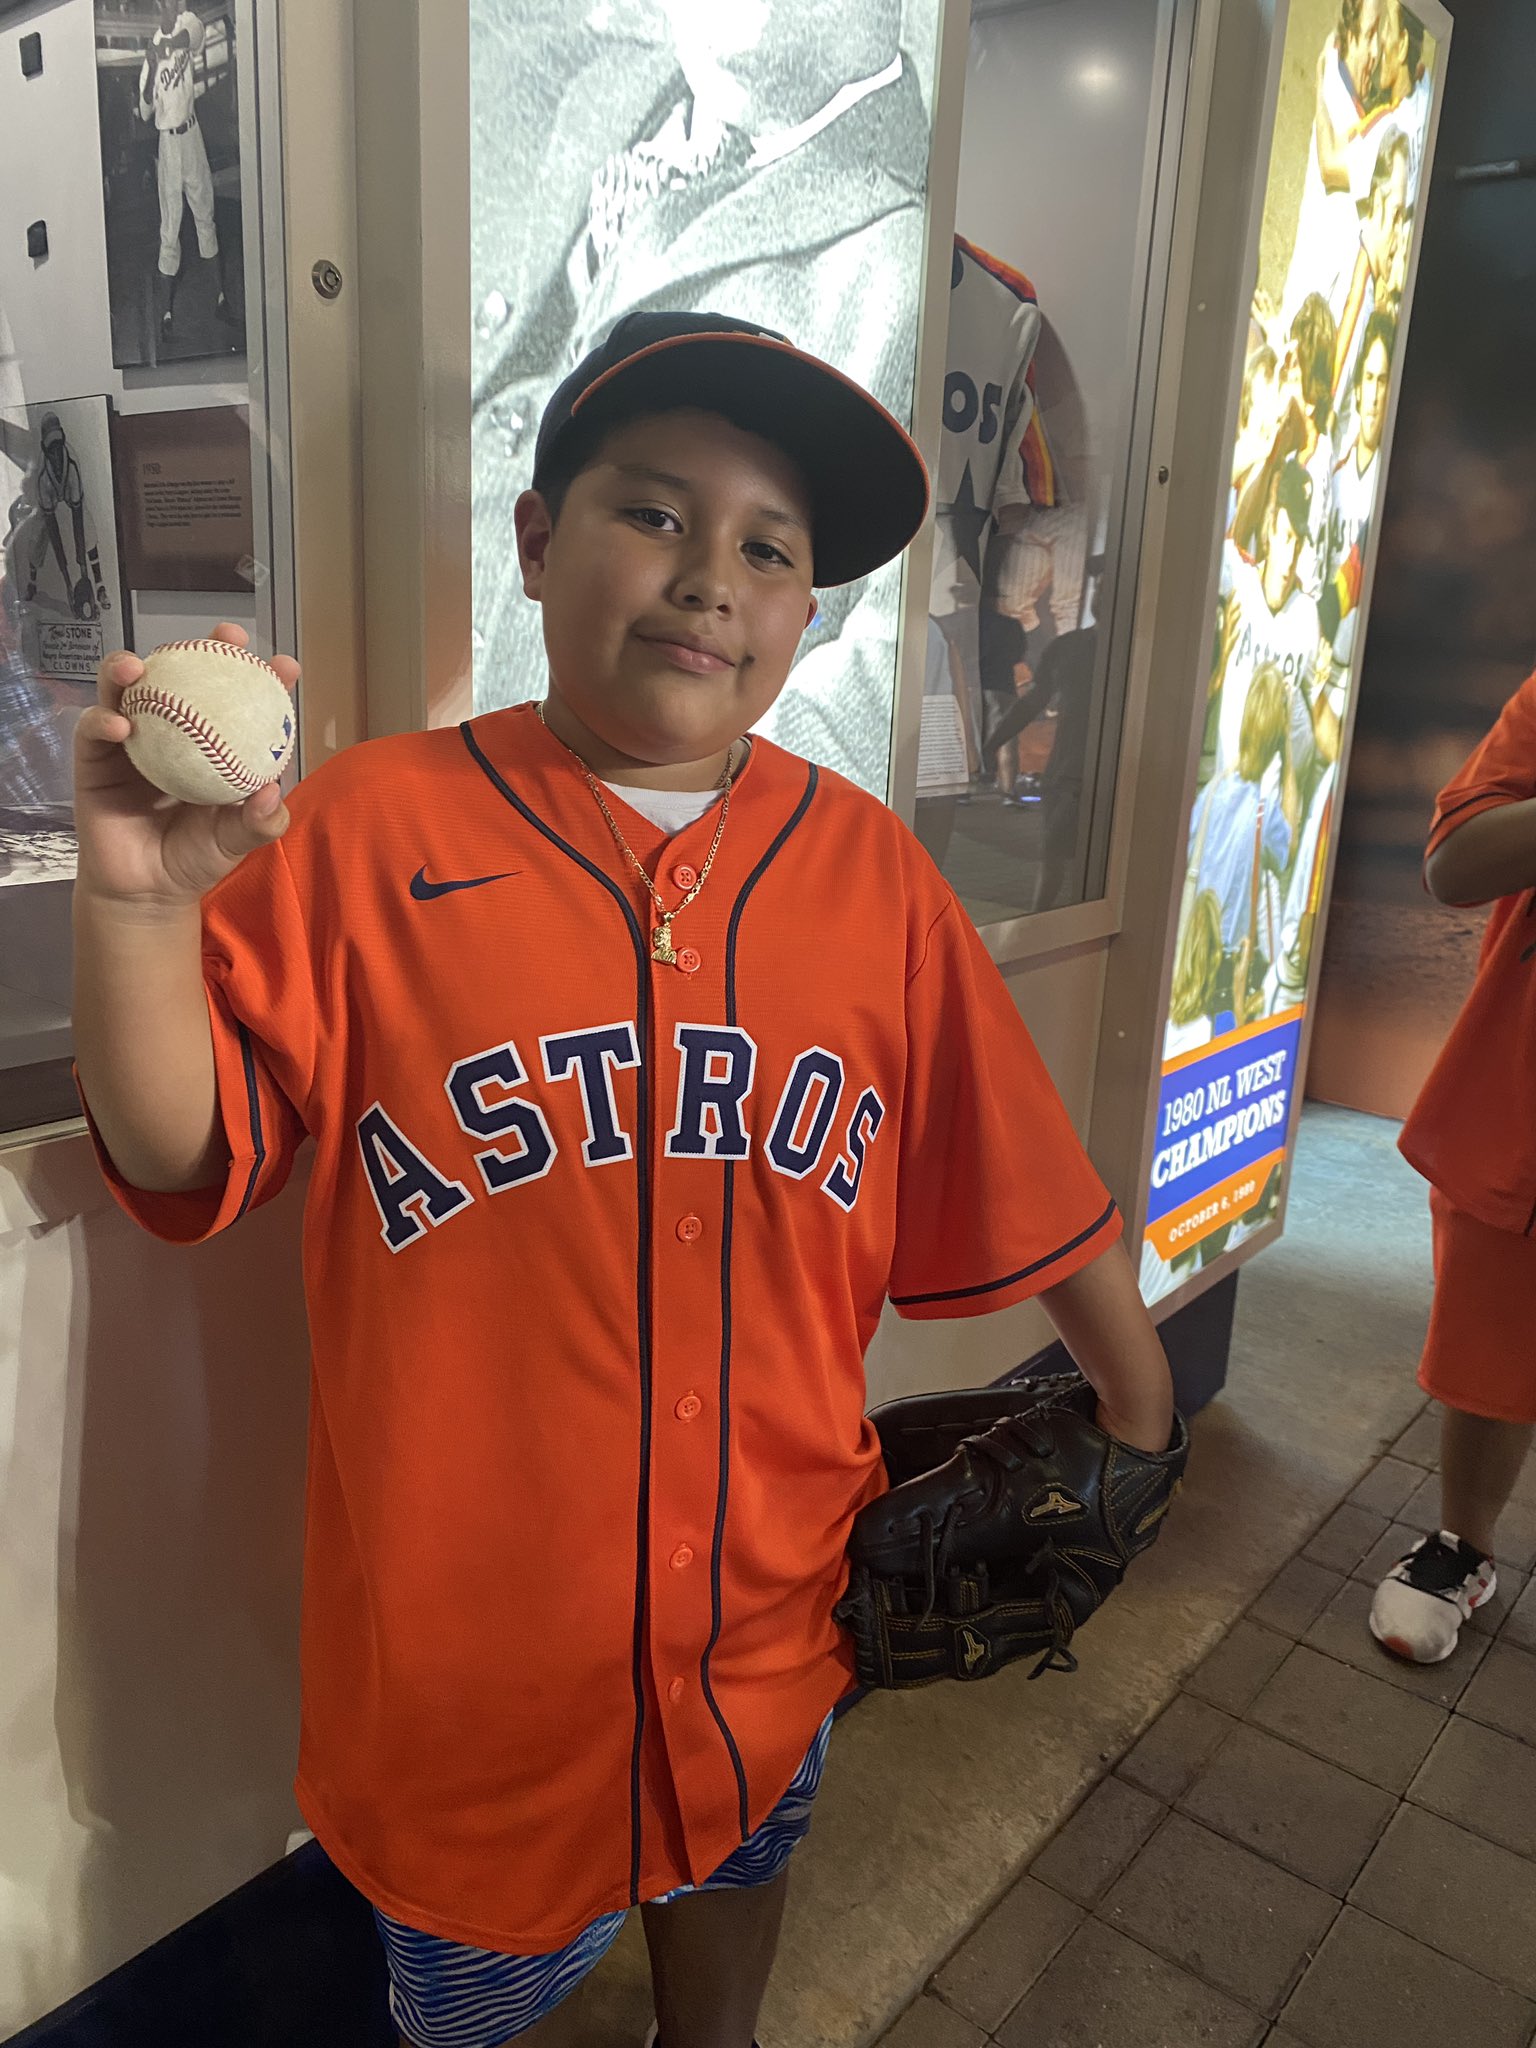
124, 685, 281, 794
151, 638, 279, 677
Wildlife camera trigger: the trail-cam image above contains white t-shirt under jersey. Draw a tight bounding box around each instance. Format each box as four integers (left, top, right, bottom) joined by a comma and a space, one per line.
603, 782, 723, 834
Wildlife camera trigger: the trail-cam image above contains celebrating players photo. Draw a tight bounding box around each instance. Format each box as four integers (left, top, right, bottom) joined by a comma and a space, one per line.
1143, 0, 1435, 1308
1164, 0, 1433, 1062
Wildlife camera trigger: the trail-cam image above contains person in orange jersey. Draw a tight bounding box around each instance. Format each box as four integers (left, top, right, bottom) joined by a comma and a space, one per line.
70, 310, 1175, 2048
1375, 672, 1536, 1664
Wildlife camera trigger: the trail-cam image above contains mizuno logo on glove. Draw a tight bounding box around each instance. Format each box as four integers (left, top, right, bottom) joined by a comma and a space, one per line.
1027, 1488, 1086, 1521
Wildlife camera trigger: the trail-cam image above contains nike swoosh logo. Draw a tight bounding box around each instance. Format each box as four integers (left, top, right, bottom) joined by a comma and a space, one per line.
410, 866, 519, 901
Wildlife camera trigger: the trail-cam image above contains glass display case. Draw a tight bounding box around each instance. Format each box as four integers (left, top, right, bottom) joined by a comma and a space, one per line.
0, 0, 295, 1136
909, 0, 1192, 939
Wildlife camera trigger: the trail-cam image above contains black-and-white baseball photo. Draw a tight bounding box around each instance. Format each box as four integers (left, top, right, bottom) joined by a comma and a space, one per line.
94, 2, 246, 369
469, 0, 941, 798
2, 394, 123, 685
0, 389, 114, 884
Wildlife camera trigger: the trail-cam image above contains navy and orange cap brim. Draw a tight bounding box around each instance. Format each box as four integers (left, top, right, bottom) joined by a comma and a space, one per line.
558, 329, 931, 589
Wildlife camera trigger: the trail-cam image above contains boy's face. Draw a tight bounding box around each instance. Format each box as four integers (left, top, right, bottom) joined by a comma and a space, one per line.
517, 409, 817, 772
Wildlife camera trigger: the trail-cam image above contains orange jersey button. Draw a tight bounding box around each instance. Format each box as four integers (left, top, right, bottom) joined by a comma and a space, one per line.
668, 1677, 686, 1704
675, 1393, 702, 1422
672, 863, 699, 890
676, 1213, 703, 1244
670, 1545, 695, 1572
675, 947, 702, 975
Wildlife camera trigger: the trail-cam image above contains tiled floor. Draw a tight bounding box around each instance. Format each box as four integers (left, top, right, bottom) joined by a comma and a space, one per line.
882, 1405, 1536, 2048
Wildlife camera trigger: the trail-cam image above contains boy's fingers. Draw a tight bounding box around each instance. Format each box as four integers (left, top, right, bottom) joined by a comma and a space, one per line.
217, 785, 289, 856
206, 620, 297, 691
76, 703, 133, 750
96, 649, 143, 707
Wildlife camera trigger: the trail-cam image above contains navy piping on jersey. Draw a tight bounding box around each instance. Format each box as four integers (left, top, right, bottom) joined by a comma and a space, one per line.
232, 1025, 267, 1222
460, 722, 657, 1906
889, 1196, 1120, 1308
1433, 789, 1503, 832
703, 760, 820, 1839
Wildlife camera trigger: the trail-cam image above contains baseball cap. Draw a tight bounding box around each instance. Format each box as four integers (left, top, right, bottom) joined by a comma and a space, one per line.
532, 311, 931, 588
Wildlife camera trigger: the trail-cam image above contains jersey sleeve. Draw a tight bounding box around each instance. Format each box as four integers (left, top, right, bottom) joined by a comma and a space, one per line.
888, 897, 1121, 1319
82, 837, 318, 1246
181, 12, 206, 55
1426, 671, 1536, 863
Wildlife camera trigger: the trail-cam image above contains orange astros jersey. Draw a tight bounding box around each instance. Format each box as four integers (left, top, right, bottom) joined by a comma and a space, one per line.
86, 703, 1120, 1952
1400, 670, 1536, 1239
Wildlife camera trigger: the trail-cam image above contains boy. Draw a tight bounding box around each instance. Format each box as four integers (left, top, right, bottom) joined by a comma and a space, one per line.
73, 311, 1176, 2048
1372, 671, 1536, 1664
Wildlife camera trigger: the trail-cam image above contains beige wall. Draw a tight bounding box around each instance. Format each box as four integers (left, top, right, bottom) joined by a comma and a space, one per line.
0, 1137, 309, 2037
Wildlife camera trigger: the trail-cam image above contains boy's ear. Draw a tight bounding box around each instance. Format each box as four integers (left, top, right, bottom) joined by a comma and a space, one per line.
804, 597, 818, 630
515, 489, 554, 600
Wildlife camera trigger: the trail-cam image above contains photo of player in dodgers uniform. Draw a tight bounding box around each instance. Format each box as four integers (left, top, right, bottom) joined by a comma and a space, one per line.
138, 1, 229, 342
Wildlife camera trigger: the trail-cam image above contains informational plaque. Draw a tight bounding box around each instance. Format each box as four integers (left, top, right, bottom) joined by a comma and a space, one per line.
917, 693, 971, 794
113, 406, 255, 593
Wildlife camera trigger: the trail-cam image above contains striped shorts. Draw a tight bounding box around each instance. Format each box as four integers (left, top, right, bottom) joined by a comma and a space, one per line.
377, 1711, 834, 2047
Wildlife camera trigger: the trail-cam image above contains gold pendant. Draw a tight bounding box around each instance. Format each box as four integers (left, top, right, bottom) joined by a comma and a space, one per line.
652, 919, 677, 965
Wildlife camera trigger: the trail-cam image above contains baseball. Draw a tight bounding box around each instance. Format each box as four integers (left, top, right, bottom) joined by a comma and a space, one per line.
121, 639, 296, 806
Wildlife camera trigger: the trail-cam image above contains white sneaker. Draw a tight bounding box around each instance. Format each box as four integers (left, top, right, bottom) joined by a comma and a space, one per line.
1369, 1530, 1496, 1663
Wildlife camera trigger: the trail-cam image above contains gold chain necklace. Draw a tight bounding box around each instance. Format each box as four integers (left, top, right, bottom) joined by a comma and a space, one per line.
537, 701, 738, 964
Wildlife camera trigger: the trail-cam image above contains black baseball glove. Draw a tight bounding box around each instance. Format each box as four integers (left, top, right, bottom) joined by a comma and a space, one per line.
836, 1371, 1189, 1688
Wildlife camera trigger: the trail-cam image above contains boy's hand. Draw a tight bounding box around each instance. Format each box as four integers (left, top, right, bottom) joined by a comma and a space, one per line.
74, 623, 298, 918
840, 1372, 1189, 1688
